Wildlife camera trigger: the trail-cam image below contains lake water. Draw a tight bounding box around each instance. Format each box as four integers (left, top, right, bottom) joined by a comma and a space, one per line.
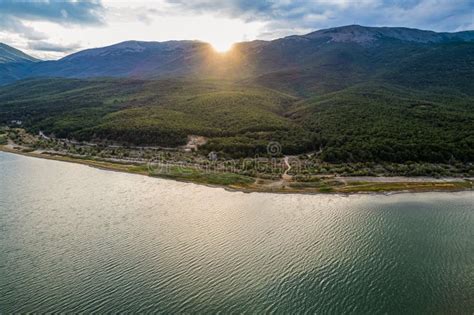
0, 152, 473, 313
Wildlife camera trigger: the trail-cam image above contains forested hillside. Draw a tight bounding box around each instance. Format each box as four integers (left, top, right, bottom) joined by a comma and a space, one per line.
289, 84, 474, 163
1, 78, 473, 162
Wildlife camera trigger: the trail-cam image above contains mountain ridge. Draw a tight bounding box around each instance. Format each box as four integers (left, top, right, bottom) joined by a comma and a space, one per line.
0, 43, 38, 64
61, 40, 206, 61
0, 25, 473, 95
301, 25, 474, 44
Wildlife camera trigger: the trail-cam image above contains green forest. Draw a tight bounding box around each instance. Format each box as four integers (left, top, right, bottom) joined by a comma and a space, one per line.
0, 77, 473, 163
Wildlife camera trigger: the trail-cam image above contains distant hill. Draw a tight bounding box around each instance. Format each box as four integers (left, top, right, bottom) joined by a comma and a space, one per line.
1, 25, 473, 95
302, 25, 474, 44
29, 40, 213, 79
244, 25, 474, 95
0, 43, 37, 64
0, 43, 38, 85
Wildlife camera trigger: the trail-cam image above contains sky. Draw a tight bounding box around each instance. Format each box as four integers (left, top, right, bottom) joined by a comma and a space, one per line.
0, 0, 473, 59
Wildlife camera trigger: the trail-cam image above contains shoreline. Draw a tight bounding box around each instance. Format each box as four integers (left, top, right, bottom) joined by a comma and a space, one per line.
1, 145, 472, 195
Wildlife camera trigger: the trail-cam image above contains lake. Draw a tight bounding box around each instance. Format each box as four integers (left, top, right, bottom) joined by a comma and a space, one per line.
0, 152, 473, 313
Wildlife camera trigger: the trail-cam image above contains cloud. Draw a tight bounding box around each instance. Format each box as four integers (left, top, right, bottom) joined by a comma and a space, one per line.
166, 0, 376, 21
0, 0, 105, 40
0, 0, 104, 57
0, 16, 48, 40
166, 0, 474, 34
0, 0, 105, 25
27, 40, 81, 53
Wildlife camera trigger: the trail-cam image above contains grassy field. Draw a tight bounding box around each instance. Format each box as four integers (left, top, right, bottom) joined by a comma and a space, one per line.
2, 145, 472, 194
339, 181, 473, 193
148, 165, 255, 186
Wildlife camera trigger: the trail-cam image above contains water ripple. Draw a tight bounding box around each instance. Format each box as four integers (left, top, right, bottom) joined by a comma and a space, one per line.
1, 152, 473, 313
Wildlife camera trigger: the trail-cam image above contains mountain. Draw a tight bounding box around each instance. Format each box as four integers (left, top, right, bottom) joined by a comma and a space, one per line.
1, 25, 473, 93
0, 43, 37, 64
29, 40, 215, 79
0, 43, 38, 85
244, 25, 474, 95
302, 25, 474, 44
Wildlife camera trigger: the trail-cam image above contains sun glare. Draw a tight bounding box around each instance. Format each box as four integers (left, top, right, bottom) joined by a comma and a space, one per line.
211, 41, 234, 53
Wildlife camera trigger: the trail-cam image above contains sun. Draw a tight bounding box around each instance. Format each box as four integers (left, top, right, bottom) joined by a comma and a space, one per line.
211, 40, 234, 53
